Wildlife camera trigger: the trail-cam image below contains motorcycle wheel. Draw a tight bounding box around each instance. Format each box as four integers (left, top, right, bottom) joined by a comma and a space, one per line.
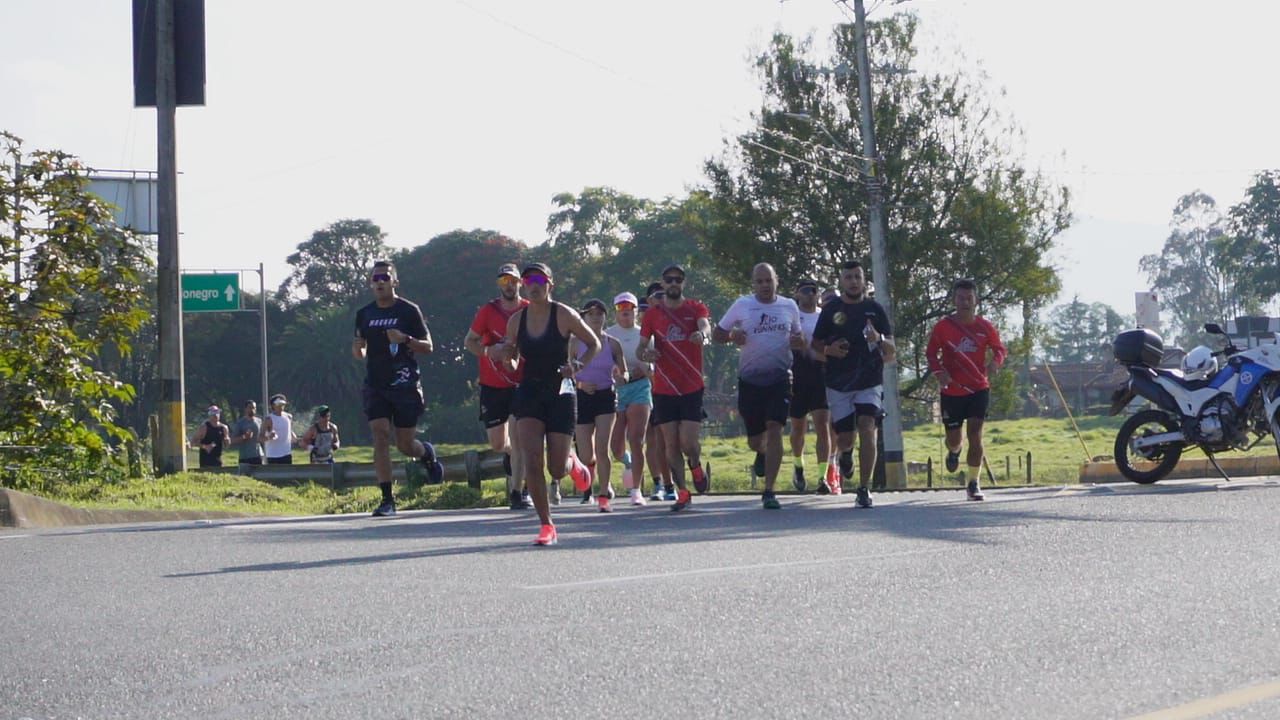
1114, 409, 1183, 484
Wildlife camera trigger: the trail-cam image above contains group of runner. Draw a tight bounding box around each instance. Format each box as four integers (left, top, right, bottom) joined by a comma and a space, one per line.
352, 258, 1006, 546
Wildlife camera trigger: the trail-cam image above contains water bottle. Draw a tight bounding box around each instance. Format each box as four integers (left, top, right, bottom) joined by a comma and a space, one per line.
864, 319, 877, 351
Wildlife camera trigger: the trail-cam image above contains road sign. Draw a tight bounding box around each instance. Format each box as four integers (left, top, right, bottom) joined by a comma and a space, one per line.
181, 273, 240, 312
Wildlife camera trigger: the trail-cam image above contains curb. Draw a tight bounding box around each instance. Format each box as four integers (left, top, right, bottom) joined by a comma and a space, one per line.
1079, 455, 1280, 484
0, 488, 249, 530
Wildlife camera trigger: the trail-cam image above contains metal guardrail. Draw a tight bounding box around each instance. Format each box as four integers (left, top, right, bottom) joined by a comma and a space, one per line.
222, 449, 507, 491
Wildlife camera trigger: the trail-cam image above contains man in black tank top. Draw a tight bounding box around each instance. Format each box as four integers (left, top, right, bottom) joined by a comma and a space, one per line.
498, 263, 601, 546
352, 260, 445, 517
190, 405, 229, 468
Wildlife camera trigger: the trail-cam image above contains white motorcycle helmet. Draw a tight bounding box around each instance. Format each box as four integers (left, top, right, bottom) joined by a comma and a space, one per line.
1181, 345, 1218, 380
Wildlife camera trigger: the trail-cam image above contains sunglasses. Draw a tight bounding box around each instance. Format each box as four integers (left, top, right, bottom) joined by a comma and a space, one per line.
662, 275, 684, 284
370, 273, 392, 283
497, 276, 519, 287
615, 303, 635, 312
798, 287, 817, 295
523, 274, 549, 286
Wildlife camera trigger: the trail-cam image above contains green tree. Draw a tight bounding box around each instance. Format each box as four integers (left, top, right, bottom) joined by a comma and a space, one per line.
276, 218, 391, 308
701, 15, 1068, 396
1042, 297, 1129, 363
1141, 191, 1260, 348
0, 132, 150, 454
1227, 171, 1280, 302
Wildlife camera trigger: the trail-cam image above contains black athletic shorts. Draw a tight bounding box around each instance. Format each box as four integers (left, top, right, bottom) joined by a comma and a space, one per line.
576, 387, 617, 424
363, 384, 425, 429
479, 384, 516, 429
940, 389, 990, 430
513, 379, 576, 436
239, 456, 263, 466
266, 455, 293, 465
652, 389, 705, 425
739, 379, 791, 437
789, 369, 828, 418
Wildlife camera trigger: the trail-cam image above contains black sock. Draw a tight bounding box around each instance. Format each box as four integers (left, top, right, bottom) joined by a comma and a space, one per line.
502, 452, 512, 476
379, 482, 394, 503
664, 482, 674, 492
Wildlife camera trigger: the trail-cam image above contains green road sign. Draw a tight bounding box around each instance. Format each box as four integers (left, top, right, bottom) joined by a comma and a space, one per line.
181, 273, 240, 313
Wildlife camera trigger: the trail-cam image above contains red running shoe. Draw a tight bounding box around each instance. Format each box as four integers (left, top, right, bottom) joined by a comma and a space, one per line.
597, 495, 613, 513
569, 456, 592, 493
691, 463, 710, 494
671, 488, 692, 512
534, 524, 558, 546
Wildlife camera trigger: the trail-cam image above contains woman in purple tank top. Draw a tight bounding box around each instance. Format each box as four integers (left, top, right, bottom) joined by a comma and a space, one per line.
574, 298, 629, 512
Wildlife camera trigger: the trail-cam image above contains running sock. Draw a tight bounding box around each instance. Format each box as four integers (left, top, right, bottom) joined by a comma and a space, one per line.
793, 456, 804, 468
379, 482, 394, 503
819, 461, 830, 478
968, 464, 982, 478
502, 452, 512, 477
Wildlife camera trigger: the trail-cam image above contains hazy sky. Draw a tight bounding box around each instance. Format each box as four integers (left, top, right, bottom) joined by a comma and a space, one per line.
4, 0, 1278, 318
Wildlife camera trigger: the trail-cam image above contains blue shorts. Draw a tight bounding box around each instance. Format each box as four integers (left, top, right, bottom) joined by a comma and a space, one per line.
616, 377, 653, 411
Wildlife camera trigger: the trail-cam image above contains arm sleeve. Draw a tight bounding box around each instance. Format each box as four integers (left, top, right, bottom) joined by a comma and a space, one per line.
987, 319, 1008, 367
875, 305, 892, 337
409, 305, 429, 339
812, 306, 832, 341
469, 306, 488, 337
716, 298, 744, 331
696, 301, 711, 321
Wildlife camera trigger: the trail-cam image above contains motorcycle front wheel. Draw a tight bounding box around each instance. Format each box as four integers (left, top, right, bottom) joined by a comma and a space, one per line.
1114, 409, 1183, 484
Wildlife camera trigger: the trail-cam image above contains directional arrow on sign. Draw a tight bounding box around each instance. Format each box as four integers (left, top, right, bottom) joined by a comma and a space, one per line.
225, 284, 237, 304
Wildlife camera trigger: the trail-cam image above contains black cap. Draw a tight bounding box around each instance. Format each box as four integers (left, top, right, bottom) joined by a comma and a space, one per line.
660, 264, 686, 278
645, 281, 664, 297
579, 298, 607, 314
796, 278, 819, 290
521, 262, 552, 280
315, 404, 330, 415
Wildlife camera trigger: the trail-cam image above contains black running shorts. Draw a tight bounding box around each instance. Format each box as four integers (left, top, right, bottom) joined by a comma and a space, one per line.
576, 387, 617, 425
479, 384, 516, 429
652, 389, 705, 426
738, 379, 791, 437
513, 380, 576, 436
363, 384, 425, 429
940, 389, 990, 430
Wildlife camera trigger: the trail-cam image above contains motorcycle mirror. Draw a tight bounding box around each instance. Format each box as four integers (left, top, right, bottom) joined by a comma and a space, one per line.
1204, 322, 1225, 335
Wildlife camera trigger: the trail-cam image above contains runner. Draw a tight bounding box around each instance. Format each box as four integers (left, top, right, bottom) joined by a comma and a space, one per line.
352, 260, 444, 517
810, 261, 896, 509
639, 264, 711, 511
299, 405, 340, 464
606, 291, 654, 507
925, 278, 1007, 501
788, 278, 835, 494
574, 298, 629, 512
639, 283, 674, 502
713, 263, 804, 509
498, 263, 599, 545
464, 262, 532, 510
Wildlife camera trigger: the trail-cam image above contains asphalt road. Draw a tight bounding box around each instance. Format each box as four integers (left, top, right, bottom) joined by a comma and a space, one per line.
4, 479, 1280, 720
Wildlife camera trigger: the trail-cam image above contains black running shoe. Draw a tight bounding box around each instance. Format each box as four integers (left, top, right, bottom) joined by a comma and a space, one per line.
580, 489, 593, 504
372, 499, 396, 517
508, 489, 523, 510
945, 450, 960, 473
838, 451, 854, 480
966, 479, 985, 501
792, 465, 806, 492
816, 478, 830, 495
854, 486, 873, 509
752, 452, 765, 480
419, 441, 444, 484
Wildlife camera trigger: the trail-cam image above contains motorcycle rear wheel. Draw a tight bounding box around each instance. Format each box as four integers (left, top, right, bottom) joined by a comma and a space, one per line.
1114, 409, 1183, 484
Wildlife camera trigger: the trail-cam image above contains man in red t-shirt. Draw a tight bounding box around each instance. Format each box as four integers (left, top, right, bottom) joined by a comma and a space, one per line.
925, 278, 1007, 501
639, 264, 712, 511
464, 263, 532, 510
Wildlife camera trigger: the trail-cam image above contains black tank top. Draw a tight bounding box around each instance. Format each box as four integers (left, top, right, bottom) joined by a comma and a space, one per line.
518, 303, 568, 383
198, 422, 226, 465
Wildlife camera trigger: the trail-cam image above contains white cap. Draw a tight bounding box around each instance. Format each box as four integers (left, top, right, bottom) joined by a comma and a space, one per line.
613, 292, 638, 306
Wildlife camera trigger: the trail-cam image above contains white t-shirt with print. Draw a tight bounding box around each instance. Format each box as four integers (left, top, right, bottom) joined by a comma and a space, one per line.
717, 295, 802, 386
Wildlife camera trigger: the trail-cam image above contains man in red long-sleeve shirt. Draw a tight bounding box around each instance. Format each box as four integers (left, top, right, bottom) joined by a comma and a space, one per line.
925, 279, 1007, 501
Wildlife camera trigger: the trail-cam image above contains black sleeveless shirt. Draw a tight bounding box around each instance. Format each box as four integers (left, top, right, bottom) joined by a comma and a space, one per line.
518, 304, 569, 383
198, 422, 226, 466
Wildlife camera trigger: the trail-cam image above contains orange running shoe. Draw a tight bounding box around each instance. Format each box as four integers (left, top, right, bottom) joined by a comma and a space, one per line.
597, 495, 613, 513
534, 524, 558, 546
671, 488, 692, 512
824, 462, 840, 494
569, 456, 592, 493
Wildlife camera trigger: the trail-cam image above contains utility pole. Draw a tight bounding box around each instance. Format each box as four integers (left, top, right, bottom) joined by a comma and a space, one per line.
155, 0, 186, 474
852, 0, 906, 489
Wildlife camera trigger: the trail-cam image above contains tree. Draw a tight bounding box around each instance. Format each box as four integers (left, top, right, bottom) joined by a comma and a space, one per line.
1141, 191, 1260, 348
1227, 171, 1280, 302
276, 218, 391, 308
0, 132, 150, 455
701, 15, 1068, 397
1042, 297, 1129, 363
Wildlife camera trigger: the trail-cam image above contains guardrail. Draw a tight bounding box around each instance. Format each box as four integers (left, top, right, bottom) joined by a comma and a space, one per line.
220, 449, 507, 491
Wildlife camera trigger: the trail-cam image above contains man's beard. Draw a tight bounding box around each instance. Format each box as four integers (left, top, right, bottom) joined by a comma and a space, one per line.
501, 288, 518, 301
665, 287, 682, 300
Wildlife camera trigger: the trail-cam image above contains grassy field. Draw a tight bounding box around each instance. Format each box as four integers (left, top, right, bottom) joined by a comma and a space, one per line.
41, 414, 1280, 517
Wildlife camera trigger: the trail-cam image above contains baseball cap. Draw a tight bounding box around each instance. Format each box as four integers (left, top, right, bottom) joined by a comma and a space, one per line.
497, 263, 520, 279
580, 298, 607, 314
269, 393, 287, 406
660, 264, 686, 278
796, 278, 819, 291
521, 262, 552, 280
206, 405, 220, 417
613, 291, 638, 307
315, 404, 330, 415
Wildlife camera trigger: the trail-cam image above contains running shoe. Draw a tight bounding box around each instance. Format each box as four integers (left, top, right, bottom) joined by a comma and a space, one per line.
663, 485, 676, 502
945, 450, 961, 473
854, 486, 873, 509
816, 479, 830, 495
549, 481, 561, 505
650, 482, 664, 501
630, 489, 647, 507
508, 489, 523, 510
752, 452, 765, 482
838, 451, 854, 480
420, 441, 445, 484
671, 488, 692, 512
762, 492, 781, 510
569, 455, 592, 493
598, 495, 613, 513
792, 465, 806, 492
534, 524, 558, 546
371, 499, 396, 517
580, 489, 593, 505
521, 489, 535, 509
966, 479, 985, 501
692, 464, 710, 494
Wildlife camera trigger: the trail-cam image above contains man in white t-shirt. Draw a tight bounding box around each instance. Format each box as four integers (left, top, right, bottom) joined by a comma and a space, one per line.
713, 263, 804, 509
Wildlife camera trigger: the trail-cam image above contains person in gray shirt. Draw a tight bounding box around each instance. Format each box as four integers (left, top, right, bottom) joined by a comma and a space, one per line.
229, 400, 264, 465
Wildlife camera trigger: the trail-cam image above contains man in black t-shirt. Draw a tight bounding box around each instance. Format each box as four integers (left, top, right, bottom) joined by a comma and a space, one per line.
811, 261, 896, 509
352, 260, 444, 517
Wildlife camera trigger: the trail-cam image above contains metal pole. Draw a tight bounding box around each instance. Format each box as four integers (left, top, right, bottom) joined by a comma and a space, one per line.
155, 0, 186, 474
259, 262, 268, 411
12, 160, 20, 307
852, 0, 906, 489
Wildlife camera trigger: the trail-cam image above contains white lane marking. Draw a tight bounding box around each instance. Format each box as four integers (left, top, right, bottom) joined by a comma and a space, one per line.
0, 534, 30, 540
1126, 678, 1280, 719
522, 548, 945, 590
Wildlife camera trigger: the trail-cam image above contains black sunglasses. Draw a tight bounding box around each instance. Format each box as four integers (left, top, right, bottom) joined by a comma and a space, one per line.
662, 275, 684, 284
798, 287, 817, 294
370, 273, 392, 282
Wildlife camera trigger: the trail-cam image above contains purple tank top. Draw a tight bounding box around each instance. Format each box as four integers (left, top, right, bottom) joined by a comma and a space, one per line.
575, 337, 615, 388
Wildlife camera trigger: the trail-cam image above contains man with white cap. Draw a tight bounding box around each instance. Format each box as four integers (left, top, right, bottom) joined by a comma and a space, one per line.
261, 394, 296, 464
190, 405, 230, 468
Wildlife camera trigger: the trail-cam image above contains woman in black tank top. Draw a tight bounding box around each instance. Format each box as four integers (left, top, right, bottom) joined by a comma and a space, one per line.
500, 263, 601, 546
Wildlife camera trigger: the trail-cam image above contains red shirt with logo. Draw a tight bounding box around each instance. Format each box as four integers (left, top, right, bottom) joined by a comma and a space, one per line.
470, 298, 529, 388
926, 315, 1007, 397
640, 299, 711, 396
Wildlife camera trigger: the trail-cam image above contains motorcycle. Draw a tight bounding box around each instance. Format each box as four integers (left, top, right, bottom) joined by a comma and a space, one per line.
1108, 322, 1280, 483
